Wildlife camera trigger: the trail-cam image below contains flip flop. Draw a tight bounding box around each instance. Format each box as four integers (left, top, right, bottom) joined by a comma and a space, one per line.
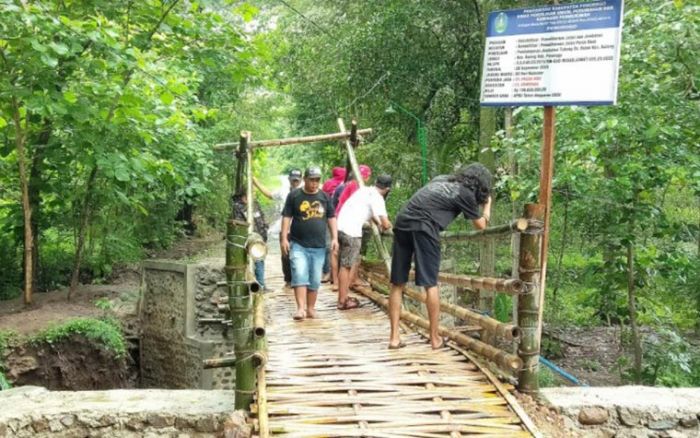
388, 341, 406, 350
337, 296, 360, 310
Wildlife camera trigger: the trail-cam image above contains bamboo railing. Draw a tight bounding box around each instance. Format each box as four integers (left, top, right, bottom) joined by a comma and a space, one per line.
360, 203, 545, 392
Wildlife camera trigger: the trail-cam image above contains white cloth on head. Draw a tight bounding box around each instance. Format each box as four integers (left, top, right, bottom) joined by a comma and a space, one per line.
337, 186, 387, 238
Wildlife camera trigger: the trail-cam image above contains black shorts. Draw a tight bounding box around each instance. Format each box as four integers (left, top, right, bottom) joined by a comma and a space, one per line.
390, 228, 440, 287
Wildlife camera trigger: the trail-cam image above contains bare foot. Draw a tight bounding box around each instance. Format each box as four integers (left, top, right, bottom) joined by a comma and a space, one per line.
306, 308, 316, 319
388, 339, 405, 349
331, 284, 339, 292
293, 309, 306, 321
431, 337, 446, 350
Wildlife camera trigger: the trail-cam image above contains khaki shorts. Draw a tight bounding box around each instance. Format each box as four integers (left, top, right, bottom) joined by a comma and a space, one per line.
338, 231, 362, 268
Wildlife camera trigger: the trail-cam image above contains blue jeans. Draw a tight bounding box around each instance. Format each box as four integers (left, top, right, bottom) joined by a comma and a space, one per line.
254, 260, 265, 288
289, 242, 325, 291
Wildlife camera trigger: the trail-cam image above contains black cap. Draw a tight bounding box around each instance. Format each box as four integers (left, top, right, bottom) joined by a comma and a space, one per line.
375, 174, 392, 189
288, 169, 302, 181
304, 166, 322, 178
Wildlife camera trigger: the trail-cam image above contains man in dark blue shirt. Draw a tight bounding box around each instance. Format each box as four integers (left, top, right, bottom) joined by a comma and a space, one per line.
281, 167, 338, 320
389, 163, 493, 349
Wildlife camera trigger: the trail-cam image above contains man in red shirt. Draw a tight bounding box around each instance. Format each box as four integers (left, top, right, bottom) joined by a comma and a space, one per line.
335, 164, 372, 215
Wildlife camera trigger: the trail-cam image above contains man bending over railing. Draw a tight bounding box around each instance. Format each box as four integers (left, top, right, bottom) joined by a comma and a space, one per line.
389, 163, 493, 350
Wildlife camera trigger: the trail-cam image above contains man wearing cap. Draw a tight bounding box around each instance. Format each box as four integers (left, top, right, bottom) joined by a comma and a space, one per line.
336, 174, 393, 310
388, 163, 493, 350
281, 167, 338, 320
281, 169, 303, 288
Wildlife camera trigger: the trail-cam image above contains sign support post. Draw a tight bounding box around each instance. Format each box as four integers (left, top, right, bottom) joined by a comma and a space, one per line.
537, 106, 556, 340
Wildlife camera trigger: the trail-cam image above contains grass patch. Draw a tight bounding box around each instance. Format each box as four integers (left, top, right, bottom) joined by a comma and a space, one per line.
0, 330, 18, 390
30, 318, 126, 358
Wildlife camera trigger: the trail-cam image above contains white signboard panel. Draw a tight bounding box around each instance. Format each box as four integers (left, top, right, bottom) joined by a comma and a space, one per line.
480, 0, 624, 106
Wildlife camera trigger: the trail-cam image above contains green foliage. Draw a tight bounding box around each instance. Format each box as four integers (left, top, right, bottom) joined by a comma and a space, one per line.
619, 326, 700, 387
537, 367, 558, 388
0, 1, 271, 295
30, 318, 126, 358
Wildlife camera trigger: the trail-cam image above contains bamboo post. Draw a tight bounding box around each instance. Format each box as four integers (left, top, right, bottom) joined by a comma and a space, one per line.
226, 219, 256, 410
337, 118, 391, 273
253, 292, 266, 338
365, 272, 521, 341
243, 131, 254, 235
517, 204, 545, 393
354, 285, 522, 372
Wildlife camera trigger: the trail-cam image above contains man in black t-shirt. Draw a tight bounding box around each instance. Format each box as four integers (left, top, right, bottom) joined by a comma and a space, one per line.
388, 163, 493, 350
281, 167, 338, 320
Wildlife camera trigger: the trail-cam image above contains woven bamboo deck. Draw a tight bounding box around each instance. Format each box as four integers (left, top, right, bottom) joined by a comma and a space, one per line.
255, 265, 536, 437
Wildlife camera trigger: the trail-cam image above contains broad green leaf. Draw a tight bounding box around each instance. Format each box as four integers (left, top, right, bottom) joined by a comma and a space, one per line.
40, 53, 58, 67
160, 92, 174, 105
0, 116, 7, 129
63, 91, 78, 104
49, 42, 69, 55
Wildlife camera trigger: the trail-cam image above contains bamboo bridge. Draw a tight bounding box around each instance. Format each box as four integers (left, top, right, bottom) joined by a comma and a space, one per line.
209, 120, 548, 437
253, 259, 540, 437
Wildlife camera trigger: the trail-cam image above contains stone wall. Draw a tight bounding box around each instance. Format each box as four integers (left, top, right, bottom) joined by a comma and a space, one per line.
140, 261, 235, 390
542, 386, 700, 438
0, 386, 249, 437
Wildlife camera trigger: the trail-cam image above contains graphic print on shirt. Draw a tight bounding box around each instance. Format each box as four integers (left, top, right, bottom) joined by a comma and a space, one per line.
300, 200, 325, 220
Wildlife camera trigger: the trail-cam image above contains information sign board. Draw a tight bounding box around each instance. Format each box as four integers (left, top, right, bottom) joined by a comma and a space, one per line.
480, 0, 624, 106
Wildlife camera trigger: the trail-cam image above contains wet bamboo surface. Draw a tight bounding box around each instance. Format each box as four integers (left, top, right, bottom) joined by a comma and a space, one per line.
255, 261, 535, 437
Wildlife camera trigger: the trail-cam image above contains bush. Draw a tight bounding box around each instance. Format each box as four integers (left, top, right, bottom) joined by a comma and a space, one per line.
30, 318, 126, 358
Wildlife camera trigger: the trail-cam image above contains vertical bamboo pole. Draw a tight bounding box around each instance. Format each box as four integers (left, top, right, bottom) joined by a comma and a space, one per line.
227, 219, 255, 410
337, 118, 391, 273
517, 203, 544, 393
537, 107, 555, 340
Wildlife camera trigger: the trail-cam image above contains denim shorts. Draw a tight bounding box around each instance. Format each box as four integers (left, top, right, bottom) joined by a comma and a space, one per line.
289, 241, 326, 291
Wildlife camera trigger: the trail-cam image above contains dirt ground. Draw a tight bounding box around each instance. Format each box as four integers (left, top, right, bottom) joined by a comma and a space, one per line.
542, 326, 627, 386
516, 392, 583, 438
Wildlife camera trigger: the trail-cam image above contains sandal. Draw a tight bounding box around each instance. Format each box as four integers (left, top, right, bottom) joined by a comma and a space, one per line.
388, 341, 406, 350
337, 296, 360, 310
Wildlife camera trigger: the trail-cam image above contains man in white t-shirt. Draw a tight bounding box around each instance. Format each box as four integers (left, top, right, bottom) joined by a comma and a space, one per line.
336, 174, 393, 310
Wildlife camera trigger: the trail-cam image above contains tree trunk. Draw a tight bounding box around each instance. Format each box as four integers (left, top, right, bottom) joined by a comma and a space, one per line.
12, 98, 33, 305
626, 240, 643, 383
68, 166, 98, 300
27, 120, 51, 292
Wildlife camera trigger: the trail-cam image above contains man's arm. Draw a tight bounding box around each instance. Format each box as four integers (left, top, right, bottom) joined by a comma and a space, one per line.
253, 176, 274, 200
471, 196, 492, 230
280, 216, 292, 255
327, 217, 339, 252
378, 215, 392, 231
